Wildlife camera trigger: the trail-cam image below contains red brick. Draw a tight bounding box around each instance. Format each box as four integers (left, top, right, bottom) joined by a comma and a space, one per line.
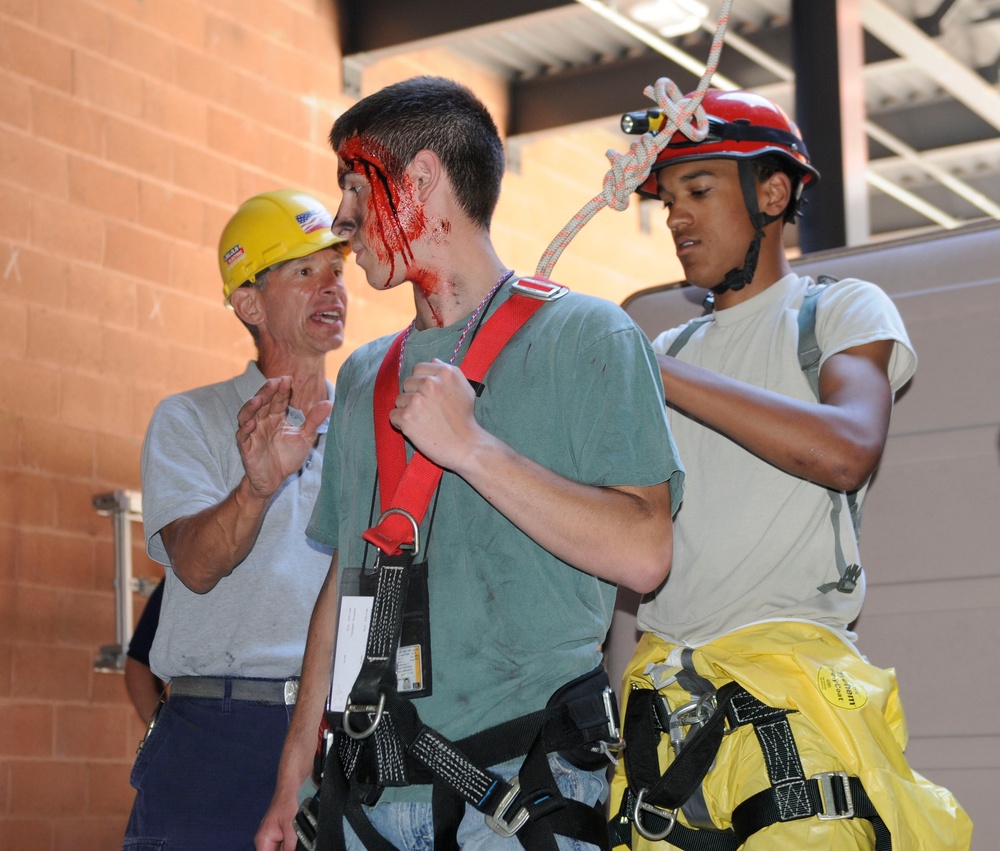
261, 39, 317, 94
30, 198, 105, 266
206, 104, 267, 169
37, 0, 112, 53
0, 298, 27, 358
0, 582, 59, 644
86, 761, 135, 816
90, 662, 127, 705
204, 13, 265, 74
55, 703, 130, 760
0, 0, 35, 21
141, 80, 207, 145
172, 142, 237, 204
68, 156, 139, 221
169, 241, 218, 296
51, 428, 104, 492
72, 52, 143, 118
136, 285, 204, 347
0, 471, 58, 529
104, 114, 173, 182
53, 815, 129, 851
174, 44, 241, 104
60, 372, 134, 435
0, 644, 11, 698
203, 200, 232, 250
17, 528, 95, 590
0, 357, 61, 421
100, 326, 172, 385
31, 87, 104, 157
54, 478, 110, 536
0, 127, 69, 199
0, 758, 8, 812
0, 246, 69, 308
94, 432, 142, 486
103, 221, 172, 285
0, 185, 32, 244
0, 817, 53, 851
26, 305, 104, 373
0, 525, 15, 581
265, 130, 314, 187
202, 301, 255, 354
108, 16, 175, 83
12, 645, 94, 704
234, 76, 302, 138
0, 68, 31, 131
137, 0, 206, 49
66, 263, 137, 329
9, 759, 89, 816
132, 385, 168, 438
0, 20, 74, 91
138, 181, 204, 244
0, 703, 54, 758
58, 590, 116, 650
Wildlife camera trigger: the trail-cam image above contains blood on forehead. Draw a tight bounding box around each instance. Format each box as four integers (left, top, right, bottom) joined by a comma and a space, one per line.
338, 136, 428, 283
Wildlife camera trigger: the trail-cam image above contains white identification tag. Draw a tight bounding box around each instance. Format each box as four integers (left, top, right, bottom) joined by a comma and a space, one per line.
327, 595, 373, 714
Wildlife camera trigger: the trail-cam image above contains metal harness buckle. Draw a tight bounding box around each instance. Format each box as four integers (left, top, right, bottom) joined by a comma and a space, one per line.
815, 771, 855, 820
510, 278, 569, 301
484, 777, 530, 837
632, 787, 677, 841
342, 692, 386, 740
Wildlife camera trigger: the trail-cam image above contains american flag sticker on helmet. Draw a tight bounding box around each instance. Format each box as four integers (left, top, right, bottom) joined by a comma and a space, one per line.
296, 209, 333, 234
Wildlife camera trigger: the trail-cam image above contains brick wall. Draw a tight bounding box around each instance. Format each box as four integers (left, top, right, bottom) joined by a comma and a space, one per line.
0, 1, 679, 846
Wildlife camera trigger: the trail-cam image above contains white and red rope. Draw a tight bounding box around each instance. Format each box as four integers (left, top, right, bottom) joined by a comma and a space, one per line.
534, 0, 735, 278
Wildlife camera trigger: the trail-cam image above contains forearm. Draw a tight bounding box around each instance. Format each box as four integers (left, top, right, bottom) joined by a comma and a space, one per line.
273, 554, 339, 797
161, 476, 271, 593
452, 435, 673, 593
659, 354, 889, 490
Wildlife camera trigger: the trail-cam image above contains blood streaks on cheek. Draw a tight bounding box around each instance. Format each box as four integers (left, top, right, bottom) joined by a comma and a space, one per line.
338, 137, 429, 280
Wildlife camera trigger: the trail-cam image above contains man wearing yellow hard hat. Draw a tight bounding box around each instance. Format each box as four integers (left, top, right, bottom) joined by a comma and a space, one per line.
122, 190, 350, 850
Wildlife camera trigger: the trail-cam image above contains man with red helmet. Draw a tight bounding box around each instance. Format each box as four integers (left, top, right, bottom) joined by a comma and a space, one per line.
608, 90, 971, 849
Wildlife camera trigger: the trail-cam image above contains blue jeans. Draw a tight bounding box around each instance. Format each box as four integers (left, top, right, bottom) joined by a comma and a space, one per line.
343, 754, 608, 850
122, 692, 292, 850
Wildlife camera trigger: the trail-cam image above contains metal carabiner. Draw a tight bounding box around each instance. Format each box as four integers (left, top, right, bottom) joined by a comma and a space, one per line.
376, 508, 421, 558
632, 787, 677, 841
342, 692, 386, 740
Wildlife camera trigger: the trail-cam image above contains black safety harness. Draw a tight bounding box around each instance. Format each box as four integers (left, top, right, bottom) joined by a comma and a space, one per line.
294, 279, 621, 851
608, 678, 891, 849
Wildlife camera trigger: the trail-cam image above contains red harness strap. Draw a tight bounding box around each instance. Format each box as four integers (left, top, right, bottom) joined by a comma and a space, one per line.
363, 283, 562, 554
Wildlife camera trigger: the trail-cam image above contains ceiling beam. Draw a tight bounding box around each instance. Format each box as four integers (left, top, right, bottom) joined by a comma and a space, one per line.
860, 0, 1000, 131
340, 0, 570, 55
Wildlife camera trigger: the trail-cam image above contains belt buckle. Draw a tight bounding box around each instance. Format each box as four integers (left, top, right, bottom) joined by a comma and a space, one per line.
510, 278, 569, 302
284, 679, 299, 705
484, 778, 530, 838
815, 771, 854, 819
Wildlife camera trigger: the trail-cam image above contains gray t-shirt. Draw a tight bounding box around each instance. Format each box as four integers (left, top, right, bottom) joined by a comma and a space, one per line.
637, 274, 917, 646
142, 361, 333, 680
309, 284, 683, 745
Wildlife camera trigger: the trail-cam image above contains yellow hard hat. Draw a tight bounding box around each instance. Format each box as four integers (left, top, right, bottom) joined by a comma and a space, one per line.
218, 189, 349, 302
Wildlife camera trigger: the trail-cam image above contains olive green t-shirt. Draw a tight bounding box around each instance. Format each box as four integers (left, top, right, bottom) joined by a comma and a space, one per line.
308, 284, 682, 774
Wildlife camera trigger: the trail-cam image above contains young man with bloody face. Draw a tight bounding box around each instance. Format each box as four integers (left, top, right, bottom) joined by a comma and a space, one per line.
256, 76, 683, 850
608, 90, 971, 849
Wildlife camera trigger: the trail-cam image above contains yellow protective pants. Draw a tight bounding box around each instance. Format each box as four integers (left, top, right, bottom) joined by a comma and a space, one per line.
609, 622, 972, 850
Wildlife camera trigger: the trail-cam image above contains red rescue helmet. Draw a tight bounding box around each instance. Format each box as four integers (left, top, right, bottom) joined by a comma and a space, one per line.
628, 89, 820, 201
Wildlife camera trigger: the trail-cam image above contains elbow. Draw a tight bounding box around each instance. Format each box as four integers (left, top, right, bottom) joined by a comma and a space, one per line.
821, 446, 883, 493
625, 533, 673, 595
173, 563, 221, 595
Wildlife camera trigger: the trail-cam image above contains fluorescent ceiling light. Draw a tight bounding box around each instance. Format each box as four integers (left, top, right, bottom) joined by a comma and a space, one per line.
627, 0, 708, 37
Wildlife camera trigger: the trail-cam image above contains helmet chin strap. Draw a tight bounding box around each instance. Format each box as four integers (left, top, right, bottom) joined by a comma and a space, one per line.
708, 160, 779, 301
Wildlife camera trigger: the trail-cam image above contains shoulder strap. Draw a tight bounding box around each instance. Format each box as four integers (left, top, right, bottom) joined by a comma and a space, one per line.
665, 316, 713, 358
364, 282, 562, 555
796, 274, 840, 397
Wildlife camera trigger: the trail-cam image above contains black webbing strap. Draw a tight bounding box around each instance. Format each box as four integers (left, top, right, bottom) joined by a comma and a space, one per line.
611, 682, 891, 850
330, 671, 614, 850
732, 774, 892, 849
